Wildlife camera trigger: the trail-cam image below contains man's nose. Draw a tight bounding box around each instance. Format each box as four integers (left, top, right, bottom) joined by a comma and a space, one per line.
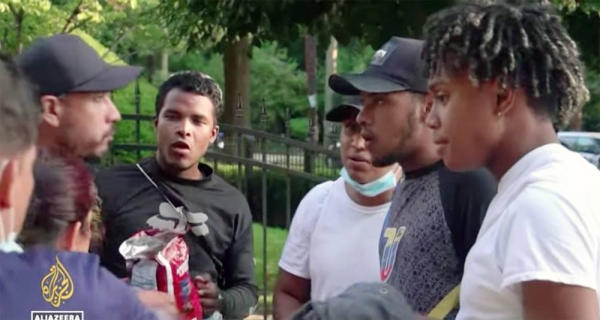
352, 132, 366, 150
425, 104, 441, 129
176, 120, 193, 137
356, 108, 369, 126
107, 98, 121, 123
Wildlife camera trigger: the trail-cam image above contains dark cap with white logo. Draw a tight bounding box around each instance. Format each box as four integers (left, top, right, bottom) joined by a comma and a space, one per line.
328, 37, 428, 95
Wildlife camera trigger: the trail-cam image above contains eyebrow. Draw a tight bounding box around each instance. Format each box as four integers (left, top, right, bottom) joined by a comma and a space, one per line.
428, 79, 445, 91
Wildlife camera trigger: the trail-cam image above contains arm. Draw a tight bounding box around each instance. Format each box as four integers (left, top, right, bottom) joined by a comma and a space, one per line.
219, 199, 258, 319
501, 187, 598, 319
273, 269, 311, 320
273, 182, 330, 320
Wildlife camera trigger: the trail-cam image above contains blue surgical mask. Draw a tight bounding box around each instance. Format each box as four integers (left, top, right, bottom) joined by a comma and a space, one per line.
340, 167, 397, 197
0, 160, 23, 253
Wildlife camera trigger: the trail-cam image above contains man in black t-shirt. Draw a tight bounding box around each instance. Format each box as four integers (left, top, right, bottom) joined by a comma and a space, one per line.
329, 37, 497, 319
96, 71, 257, 320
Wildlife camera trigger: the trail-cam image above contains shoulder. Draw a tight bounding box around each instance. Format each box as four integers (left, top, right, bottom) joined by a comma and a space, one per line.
510, 182, 599, 230
0, 248, 126, 302
303, 179, 337, 204
210, 173, 246, 200
95, 163, 140, 187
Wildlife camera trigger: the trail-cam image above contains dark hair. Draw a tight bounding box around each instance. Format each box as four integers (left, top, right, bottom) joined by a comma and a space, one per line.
19, 151, 103, 250
155, 71, 223, 121
0, 53, 39, 158
421, 2, 590, 127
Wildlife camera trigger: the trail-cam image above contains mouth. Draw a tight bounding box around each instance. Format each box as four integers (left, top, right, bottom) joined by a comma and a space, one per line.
170, 140, 191, 154
349, 155, 370, 164
433, 139, 449, 145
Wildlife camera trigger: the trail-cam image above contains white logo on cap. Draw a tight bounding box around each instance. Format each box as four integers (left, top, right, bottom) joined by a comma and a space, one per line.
370, 42, 397, 66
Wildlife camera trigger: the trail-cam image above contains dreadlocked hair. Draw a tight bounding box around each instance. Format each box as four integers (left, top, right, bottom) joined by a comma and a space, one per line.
421, 2, 590, 127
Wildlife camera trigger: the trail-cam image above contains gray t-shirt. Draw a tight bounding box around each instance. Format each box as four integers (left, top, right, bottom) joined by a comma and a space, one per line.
379, 161, 496, 319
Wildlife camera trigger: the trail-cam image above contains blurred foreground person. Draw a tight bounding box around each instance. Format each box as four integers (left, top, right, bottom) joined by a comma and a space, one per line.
423, 2, 600, 319
16, 33, 141, 158
273, 96, 401, 319
289, 282, 418, 320
0, 54, 159, 320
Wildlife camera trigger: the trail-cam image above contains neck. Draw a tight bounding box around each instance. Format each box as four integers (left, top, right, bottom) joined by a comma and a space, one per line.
487, 116, 558, 181
37, 124, 60, 152
401, 128, 441, 172
155, 154, 202, 180
345, 182, 394, 206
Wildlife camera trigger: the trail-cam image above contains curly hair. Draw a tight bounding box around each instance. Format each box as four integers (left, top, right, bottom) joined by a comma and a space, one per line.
421, 2, 590, 127
155, 70, 223, 122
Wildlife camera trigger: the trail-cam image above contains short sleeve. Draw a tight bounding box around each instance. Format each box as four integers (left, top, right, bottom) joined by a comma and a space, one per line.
499, 186, 597, 291
278, 181, 333, 279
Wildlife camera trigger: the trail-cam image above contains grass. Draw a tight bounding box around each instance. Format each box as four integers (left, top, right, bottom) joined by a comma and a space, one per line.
252, 223, 289, 314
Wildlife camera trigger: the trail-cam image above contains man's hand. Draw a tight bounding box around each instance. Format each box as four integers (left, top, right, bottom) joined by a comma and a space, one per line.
195, 273, 221, 318
137, 290, 179, 317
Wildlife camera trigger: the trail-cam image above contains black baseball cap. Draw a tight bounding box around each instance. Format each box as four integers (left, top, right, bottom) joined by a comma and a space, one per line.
325, 95, 362, 122
329, 37, 428, 96
16, 34, 142, 96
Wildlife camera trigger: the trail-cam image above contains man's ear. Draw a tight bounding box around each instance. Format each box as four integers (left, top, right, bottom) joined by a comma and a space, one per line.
419, 94, 433, 123
493, 81, 517, 117
210, 125, 220, 144
0, 160, 16, 209
153, 116, 158, 130
39, 95, 63, 128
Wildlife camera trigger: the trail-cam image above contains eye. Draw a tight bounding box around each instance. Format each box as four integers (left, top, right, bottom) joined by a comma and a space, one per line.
434, 92, 449, 105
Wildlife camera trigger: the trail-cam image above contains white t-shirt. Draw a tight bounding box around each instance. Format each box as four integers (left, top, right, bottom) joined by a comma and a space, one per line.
278, 177, 390, 301
458, 143, 600, 319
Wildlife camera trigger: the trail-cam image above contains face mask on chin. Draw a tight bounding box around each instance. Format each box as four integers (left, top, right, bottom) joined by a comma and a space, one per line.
0, 159, 23, 253
340, 167, 398, 197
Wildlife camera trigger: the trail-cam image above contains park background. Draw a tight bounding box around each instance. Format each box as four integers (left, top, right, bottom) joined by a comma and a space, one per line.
1, 0, 599, 316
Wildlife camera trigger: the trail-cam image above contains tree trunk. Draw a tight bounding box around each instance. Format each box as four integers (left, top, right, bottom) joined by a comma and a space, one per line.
160, 49, 169, 81
222, 35, 252, 155
304, 34, 319, 144
14, 9, 24, 54
323, 36, 338, 148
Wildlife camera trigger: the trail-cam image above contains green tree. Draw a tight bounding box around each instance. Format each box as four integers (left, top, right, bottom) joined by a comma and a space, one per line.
156, 0, 456, 132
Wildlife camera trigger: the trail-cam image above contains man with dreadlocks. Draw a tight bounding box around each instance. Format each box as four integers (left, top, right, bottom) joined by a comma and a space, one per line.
423, 2, 600, 319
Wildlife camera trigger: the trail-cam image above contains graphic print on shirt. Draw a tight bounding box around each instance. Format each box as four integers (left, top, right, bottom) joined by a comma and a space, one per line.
146, 202, 210, 236
380, 226, 406, 282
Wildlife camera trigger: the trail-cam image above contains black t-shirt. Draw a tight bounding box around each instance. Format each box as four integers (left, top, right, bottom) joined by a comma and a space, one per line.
95, 157, 257, 319
379, 161, 497, 319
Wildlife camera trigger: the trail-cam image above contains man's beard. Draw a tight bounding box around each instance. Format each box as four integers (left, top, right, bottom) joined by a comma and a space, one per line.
371, 110, 417, 168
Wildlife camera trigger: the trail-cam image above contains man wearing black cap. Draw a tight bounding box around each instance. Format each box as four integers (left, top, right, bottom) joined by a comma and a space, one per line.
273, 96, 401, 320
16, 33, 142, 158
329, 37, 497, 319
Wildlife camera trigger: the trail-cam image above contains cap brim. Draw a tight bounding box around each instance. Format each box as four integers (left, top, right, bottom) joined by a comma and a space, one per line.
329, 74, 408, 95
325, 105, 360, 122
71, 65, 142, 93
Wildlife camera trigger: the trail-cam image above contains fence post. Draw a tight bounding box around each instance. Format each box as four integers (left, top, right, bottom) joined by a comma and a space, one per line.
134, 78, 141, 161
259, 99, 268, 319
284, 107, 292, 229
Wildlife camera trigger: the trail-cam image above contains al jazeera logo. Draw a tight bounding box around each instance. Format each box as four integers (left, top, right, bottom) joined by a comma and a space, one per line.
31, 255, 84, 320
